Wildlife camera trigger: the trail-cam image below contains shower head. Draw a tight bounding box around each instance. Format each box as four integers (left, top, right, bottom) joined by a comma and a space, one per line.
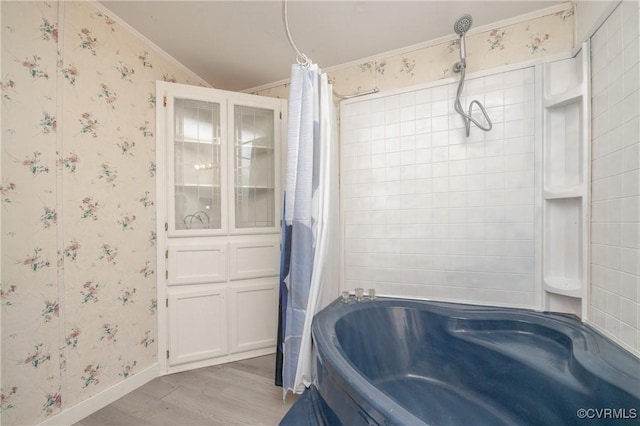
453, 14, 472, 67
454, 14, 473, 36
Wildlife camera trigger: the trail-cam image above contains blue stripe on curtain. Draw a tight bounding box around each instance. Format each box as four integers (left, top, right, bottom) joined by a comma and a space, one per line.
275, 200, 290, 387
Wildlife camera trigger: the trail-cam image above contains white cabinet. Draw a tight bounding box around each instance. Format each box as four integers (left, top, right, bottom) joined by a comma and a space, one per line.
156, 82, 285, 373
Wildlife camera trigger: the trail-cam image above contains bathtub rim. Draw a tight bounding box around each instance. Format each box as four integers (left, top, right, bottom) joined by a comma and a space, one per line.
311, 297, 640, 425
313, 301, 426, 425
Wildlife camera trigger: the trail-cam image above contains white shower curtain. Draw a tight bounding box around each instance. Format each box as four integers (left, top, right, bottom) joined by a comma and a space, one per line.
277, 62, 339, 395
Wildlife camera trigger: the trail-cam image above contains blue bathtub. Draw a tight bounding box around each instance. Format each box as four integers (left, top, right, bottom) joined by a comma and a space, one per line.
281, 297, 640, 425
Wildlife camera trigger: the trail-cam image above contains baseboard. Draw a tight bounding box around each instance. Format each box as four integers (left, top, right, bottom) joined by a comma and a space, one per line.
165, 347, 275, 375
38, 363, 160, 426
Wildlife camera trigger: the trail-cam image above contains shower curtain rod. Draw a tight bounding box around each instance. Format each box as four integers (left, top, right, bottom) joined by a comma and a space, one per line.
282, 0, 380, 100
282, 0, 309, 67
332, 88, 379, 99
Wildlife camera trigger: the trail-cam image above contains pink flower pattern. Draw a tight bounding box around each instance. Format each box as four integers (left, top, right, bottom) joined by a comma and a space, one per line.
526, 33, 550, 54
119, 361, 137, 378
0, 181, 16, 204
41, 300, 59, 322
100, 324, 118, 342
80, 281, 99, 303
60, 152, 79, 173
117, 138, 135, 156
21, 55, 49, 79
1, 283, 17, 306
1, 78, 16, 100
20, 248, 50, 272
98, 163, 118, 186
80, 197, 99, 220
98, 83, 117, 106
79, 112, 99, 137
78, 28, 98, 55
22, 151, 49, 175
43, 392, 62, 416
99, 243, 118, 264
24, 343, 51, 368
60, 64, 79, 85
1, 386, 18, 412
63, 240, 80, 261
41, 206, 56, 229
40, 112, 57, 134
39, 18, 58, 42
81, 364, 101, 388
488, 29, 507, 51
118, 288, 136, 306
65, 328, 80, 348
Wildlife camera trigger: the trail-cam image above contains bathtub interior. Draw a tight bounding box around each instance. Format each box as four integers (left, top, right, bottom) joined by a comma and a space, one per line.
330, 301, 639, 425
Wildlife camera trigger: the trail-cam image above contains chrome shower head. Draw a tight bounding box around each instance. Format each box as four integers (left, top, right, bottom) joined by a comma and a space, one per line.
454, 14, 473, 35
453, 14, 472, 68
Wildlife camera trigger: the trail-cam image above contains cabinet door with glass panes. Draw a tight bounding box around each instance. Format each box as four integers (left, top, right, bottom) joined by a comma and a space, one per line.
229, 101, 280, 234
169, 91, 229, 236
166, 87, 282, 236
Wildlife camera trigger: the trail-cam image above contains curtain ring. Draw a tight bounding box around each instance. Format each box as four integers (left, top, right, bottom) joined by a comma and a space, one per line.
296, 53, 309, 67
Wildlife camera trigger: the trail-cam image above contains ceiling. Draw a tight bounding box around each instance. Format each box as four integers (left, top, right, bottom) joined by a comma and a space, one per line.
99, 1, 566, 92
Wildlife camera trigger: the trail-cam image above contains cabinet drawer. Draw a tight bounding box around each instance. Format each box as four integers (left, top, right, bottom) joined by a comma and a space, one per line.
229, 239, 279, 280
168, 242, 227, 285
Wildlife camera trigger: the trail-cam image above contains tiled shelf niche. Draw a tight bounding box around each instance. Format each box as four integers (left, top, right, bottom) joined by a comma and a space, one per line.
542, 42, 590, 319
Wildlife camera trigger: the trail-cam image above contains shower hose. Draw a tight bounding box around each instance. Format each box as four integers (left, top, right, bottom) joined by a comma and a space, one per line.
454, 60, 493, 137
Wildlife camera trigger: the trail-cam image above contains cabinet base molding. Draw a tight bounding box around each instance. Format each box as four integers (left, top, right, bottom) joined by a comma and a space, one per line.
165, 347, 276, 375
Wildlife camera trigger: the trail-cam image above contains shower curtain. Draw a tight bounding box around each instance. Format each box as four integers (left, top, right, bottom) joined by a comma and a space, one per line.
275, 62, 339, 395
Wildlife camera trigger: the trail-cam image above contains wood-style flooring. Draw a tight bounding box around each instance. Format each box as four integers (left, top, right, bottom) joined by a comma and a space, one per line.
74, 354, 298, 426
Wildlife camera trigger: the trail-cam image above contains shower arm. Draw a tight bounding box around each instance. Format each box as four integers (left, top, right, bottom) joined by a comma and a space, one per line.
453, 33, 493, 137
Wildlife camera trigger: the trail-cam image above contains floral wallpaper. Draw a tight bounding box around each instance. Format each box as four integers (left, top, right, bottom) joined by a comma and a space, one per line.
252, 7, 574, 99
0, 2, 576, 425
1, 1, 204, 425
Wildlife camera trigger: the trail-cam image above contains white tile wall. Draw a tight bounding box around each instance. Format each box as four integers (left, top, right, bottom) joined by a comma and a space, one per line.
590, 0, 640, 356
342, 67, 538, 308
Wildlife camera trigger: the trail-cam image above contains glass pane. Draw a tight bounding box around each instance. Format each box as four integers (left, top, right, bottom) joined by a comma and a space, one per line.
234, 105, 275, 228
235, 187, 275, 228
174, 98, 221, 231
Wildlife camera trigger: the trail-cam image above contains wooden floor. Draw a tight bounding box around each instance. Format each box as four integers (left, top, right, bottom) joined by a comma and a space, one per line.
75, 355, 298, 426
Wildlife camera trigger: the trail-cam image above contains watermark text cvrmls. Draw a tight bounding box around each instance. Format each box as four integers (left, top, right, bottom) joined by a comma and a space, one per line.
577, 408, 637, 420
